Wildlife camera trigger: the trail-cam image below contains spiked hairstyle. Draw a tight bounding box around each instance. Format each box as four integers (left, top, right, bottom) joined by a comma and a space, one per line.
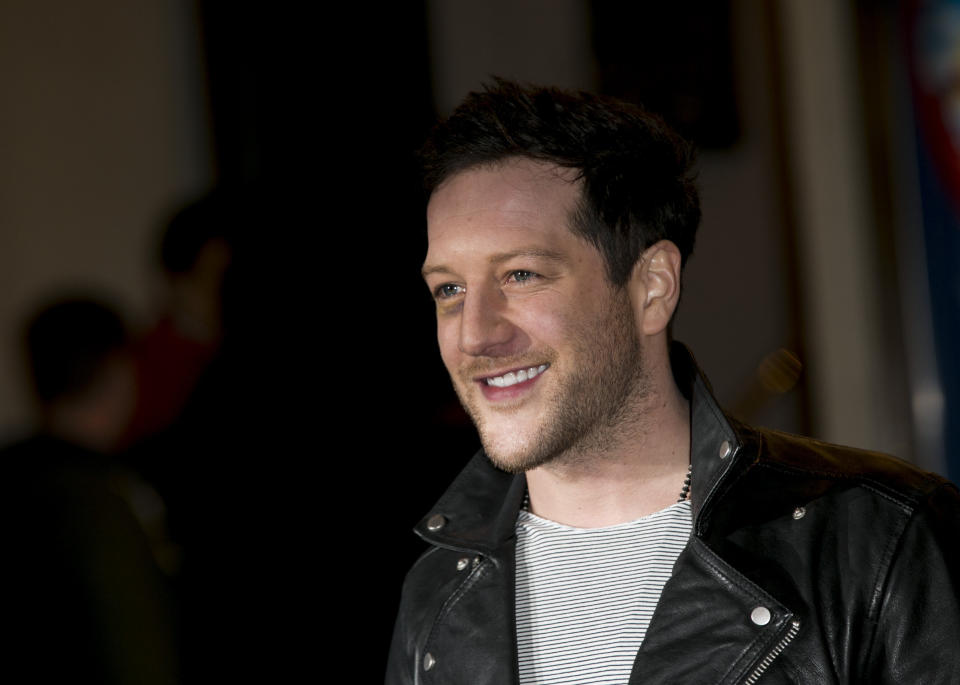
420, 79, 700, 287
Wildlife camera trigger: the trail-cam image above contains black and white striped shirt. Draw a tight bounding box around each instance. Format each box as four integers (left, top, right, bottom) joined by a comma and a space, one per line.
515, 500, 692, 684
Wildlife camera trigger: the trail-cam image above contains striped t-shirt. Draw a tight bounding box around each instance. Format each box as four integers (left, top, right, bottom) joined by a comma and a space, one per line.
515, 500, 692, 684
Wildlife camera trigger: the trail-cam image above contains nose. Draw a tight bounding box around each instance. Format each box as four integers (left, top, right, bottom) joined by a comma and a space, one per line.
458, 286, 517, 357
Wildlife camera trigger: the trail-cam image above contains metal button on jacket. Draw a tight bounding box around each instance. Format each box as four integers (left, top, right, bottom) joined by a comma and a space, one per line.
456, 558, 469, 571
426, 514, 446, 532
423, 653, 436, 671
751, 606, 772, 626
719, 440, 732, 459
793, 506, 806, 520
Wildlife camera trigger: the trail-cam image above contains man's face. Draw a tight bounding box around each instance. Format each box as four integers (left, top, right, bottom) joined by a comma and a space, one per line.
422, 158, 648, 473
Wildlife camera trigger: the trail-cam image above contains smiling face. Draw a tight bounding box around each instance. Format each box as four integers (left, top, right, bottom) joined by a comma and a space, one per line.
423, 158, 650, 473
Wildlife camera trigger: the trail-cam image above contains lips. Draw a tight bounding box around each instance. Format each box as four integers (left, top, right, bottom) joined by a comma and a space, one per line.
475, 363, 550, 401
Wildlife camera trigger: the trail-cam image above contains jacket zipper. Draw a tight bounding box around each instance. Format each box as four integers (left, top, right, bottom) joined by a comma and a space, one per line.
742, 620, 801, 684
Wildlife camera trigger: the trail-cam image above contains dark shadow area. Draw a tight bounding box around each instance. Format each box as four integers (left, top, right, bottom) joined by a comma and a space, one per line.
141, 3, 478, 680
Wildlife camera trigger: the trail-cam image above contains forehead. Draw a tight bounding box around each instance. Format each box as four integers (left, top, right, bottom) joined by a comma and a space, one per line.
425, 159, 582, 256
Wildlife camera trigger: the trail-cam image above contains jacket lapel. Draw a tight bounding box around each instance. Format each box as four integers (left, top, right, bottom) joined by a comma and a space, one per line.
415, 457, 526, 684
630, 537, 797, 684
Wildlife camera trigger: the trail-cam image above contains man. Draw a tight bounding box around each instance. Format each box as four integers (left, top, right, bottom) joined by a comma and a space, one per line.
123, 191, 234, 447
387, 80, 960, 684
4, 297, 178, 683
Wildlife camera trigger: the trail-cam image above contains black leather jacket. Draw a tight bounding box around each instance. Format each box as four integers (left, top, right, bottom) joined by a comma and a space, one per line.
387, 348, 960, 684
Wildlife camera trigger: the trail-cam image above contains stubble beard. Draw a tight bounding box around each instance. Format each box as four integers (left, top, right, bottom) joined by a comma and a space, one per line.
452, 293, 649, 474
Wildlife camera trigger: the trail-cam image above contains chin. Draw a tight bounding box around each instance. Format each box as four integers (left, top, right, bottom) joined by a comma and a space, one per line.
480, 431, 553, 474
484, 451, 539, 475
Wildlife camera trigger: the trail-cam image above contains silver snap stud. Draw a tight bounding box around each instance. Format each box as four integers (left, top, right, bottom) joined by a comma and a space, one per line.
456, 557, 469, 571
423, 652, 436, 671
750, 606, 772, 626
719, 440, 732, 459
472, 556, 481, 568
426, 514, 446, 532
792, 506, 806, 520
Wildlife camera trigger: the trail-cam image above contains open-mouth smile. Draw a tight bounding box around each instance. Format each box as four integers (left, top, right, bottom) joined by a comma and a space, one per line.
481, 364, 550, 387
475, 363, 550, 401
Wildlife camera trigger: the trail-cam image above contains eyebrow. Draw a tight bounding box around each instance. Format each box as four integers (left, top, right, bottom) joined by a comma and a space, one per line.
421, 247, 568, 279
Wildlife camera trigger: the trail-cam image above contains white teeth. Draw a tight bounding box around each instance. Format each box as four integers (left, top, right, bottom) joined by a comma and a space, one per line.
485, 364, 549, 388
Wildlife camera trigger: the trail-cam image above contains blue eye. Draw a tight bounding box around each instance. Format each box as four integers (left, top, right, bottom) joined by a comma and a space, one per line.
435, 283, 464, 300
509, 270, 536, 283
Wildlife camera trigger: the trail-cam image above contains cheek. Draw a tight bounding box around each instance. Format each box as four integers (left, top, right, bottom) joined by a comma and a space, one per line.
532, 293, 619, 351
516, 295, 588, 342
506, 309, 565, 355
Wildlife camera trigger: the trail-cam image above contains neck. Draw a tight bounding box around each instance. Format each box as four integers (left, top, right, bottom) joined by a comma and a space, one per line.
525, 347, 690, 528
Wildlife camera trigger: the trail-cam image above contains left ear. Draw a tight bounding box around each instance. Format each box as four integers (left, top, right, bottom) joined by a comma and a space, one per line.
628, 240, 682, 336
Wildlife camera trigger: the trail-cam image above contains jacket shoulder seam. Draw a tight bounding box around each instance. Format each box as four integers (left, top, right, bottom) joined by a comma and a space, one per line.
865, 502, 912, 623
756, 429, 943, 481
751, 459, 928, 510
859, 499, 926, 676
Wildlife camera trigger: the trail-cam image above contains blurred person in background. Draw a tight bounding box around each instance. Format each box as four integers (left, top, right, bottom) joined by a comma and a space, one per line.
123, 191, 234, 448
2, 296, 178, 684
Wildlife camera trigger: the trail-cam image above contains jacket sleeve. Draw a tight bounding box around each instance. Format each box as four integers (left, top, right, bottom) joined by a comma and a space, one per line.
866, 481, 960, 683
385, 598, 416, 685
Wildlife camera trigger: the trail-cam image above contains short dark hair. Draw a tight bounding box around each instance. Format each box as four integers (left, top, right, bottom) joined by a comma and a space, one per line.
25, 298, 128, 403
420, 79, 700, 286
